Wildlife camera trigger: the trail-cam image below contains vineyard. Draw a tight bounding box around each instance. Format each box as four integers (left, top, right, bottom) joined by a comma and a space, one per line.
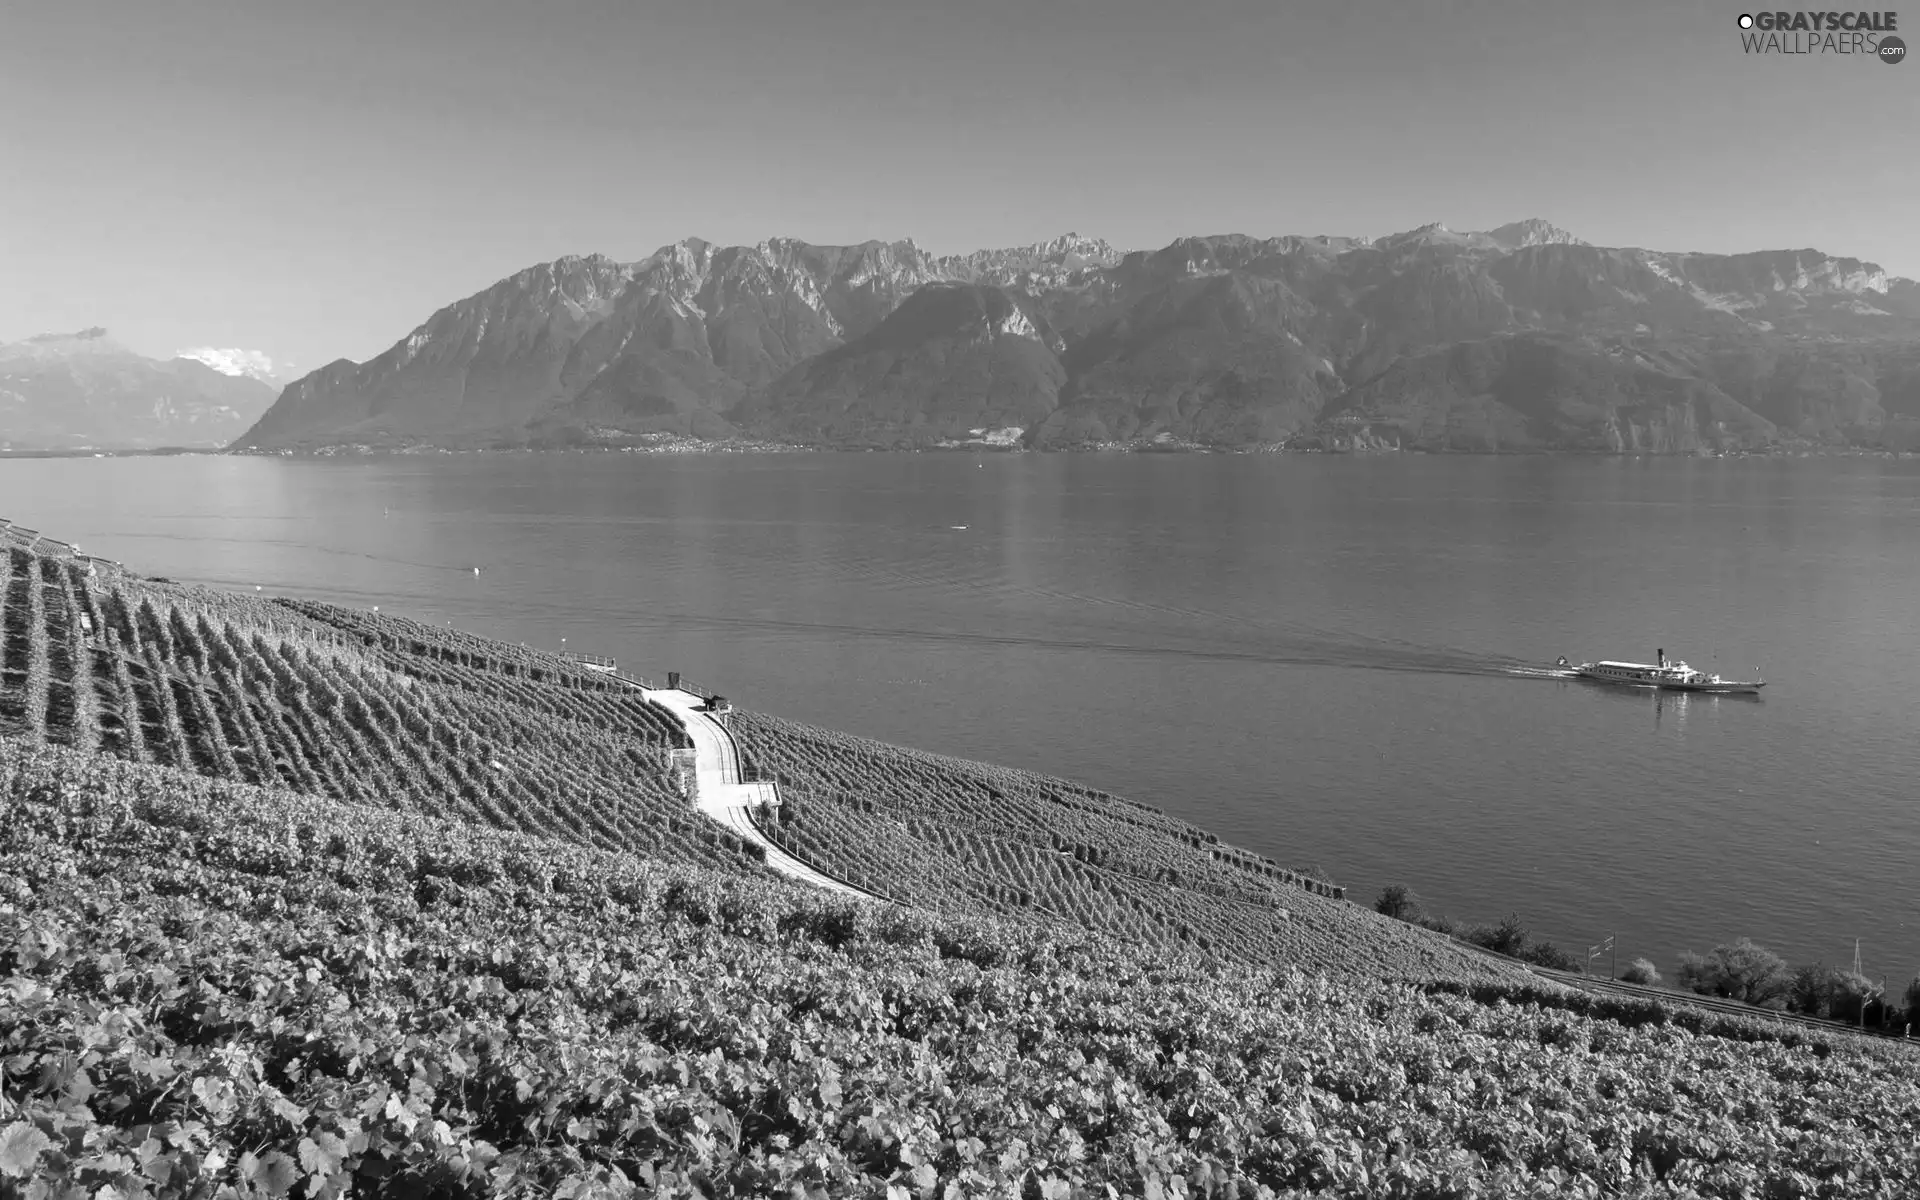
0, 532, 1523, 984
735, 712, 1517, 982
0, 541, 767, 874
5, 739, 1917, 1198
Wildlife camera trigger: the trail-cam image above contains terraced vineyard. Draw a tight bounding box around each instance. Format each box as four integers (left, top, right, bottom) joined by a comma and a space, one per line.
7, 739, 1917, 1198
0, 541, 762, 874
2, 529, 1515, 981
736, 712, 1514, 981
5, 526, 1919, 1194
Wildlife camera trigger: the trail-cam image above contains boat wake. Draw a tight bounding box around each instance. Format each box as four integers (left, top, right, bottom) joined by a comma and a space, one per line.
1501, 665, 1582, 681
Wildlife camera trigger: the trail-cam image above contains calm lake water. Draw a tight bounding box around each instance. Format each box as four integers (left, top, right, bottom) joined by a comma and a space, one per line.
5, 452, 1917, 980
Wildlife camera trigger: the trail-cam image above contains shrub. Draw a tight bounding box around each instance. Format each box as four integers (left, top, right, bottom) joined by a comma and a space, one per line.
1374, 884, 1423, 922
1676, 938, 1792, 1007
1786, 962, 1837, 1017
1621, 957, 1662, 986
1463, 912, 1530, 958
1828, 970, 1882, 1025
1521, 939, 1579, 972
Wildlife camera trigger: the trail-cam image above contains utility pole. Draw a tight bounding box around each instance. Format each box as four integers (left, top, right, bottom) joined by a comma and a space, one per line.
1587, 934, 1614, 979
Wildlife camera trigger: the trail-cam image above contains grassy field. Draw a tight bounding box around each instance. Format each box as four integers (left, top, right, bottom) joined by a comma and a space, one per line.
2, 532, 1917, 1196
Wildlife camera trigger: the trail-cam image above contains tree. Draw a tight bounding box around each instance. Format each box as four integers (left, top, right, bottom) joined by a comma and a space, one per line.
1676, 938, 1792, 1007
1521, 939, 1579, 972
1828, 970, 1881, 1025
1786, 963, 1836, 1017
1374, 884, 1423, 923
1904, 976, 1920, 1029
1486, 913, 1529, 958
1621, 957, 1662, 986
1462, 913, 1530, 958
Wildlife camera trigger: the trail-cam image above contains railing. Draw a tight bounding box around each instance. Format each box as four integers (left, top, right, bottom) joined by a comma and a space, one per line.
665, 671, 715, 700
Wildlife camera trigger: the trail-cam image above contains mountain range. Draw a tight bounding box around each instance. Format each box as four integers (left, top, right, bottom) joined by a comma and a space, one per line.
0, 329, 280, 451
220, 221, 1920, 453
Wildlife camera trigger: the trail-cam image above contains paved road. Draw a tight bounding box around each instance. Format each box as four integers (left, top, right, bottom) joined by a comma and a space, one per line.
644, 688, 877, 901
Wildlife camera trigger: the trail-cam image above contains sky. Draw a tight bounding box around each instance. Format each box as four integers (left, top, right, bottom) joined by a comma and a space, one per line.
2, 0, 1915, 371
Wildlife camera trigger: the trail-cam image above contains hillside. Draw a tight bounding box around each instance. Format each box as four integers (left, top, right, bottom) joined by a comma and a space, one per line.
0, 526, 1503, 983
0, 328, 278, 450
2, 525, 1918, 1194
736, 284, 1068, 446
231, 224, 1920, 454
7, 741, 1919, 1198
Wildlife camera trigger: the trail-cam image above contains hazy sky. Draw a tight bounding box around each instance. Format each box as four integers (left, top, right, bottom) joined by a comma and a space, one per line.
3, 0, 1914, 370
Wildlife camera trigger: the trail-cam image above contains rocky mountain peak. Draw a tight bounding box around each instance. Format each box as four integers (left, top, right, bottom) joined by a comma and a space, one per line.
957, 233, 1119, 266
1483, 219, 1585, 249
226, 224, 1920, 455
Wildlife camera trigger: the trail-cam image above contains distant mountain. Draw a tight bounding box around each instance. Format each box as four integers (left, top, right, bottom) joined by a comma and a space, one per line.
737, 284, 1067, 445
0, 328, 278, 451
235, 223, 1920, 453
174, 346, 300, 386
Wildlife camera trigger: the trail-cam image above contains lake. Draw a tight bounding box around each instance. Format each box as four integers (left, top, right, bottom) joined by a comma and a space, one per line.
5, 451, 1916, 982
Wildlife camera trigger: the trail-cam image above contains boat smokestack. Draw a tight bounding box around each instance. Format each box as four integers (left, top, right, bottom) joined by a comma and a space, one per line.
1657, 647, 1665, 668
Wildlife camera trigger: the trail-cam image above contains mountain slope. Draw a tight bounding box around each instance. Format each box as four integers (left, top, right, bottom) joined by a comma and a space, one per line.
1307, 333, 1779, 453
234, 223, 1920, 453
234, 240, 954, 449
738, 284, 1068, 445
0, 328, 277, 450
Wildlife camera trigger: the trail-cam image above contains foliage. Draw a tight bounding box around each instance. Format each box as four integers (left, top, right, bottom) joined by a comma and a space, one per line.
1464, 914, 1530, 959
0, 552, 741, 877
1517, 940, 1579, 973
1787, 964, 1840, 1018
736, 712, 1512, 984
1621, 958, 1662, 987
4, 542, 1523, 990
4, 736, 1919, 1199
1452, 914, 1576, 972
1826, 971, 1883, 1026
1678, 939, 1794, 1008
1373, 885, 1422, 923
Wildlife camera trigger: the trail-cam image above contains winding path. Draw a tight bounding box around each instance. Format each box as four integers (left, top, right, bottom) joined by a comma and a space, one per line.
643, 687, 879, 901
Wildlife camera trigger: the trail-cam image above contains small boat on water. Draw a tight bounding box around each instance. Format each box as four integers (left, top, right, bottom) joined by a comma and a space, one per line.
1556, 648, 1764, 694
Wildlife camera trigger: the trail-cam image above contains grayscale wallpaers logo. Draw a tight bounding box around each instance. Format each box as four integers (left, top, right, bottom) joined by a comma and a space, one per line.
1736, 10, 1905, 59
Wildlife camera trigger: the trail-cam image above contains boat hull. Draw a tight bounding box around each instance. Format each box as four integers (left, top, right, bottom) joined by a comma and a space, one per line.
1572, 669, 1764, 695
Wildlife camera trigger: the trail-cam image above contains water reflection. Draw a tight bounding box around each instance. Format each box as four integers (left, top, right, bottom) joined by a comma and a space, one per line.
1653, 689, 1688, 732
